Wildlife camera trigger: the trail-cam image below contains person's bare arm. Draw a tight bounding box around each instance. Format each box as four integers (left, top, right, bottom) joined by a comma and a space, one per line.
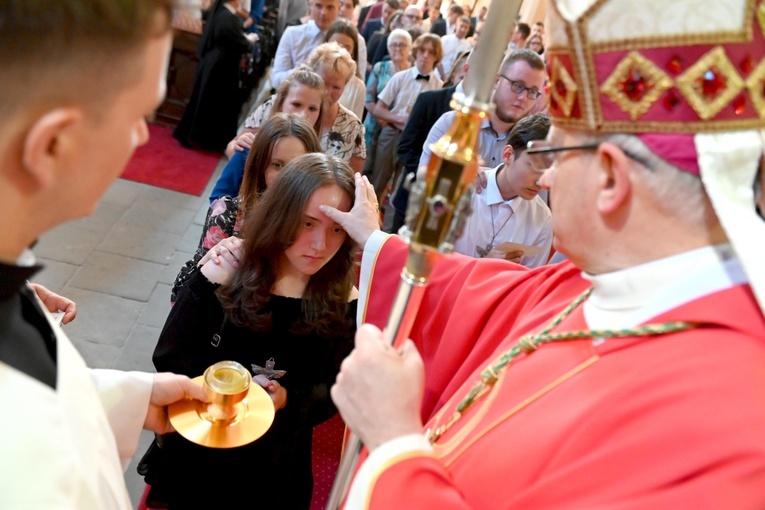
373, 100, 407, 131
349, 155, 364, 174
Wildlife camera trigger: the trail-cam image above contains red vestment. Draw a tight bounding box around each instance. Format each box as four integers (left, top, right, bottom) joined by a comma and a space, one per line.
355, 235, 765, 509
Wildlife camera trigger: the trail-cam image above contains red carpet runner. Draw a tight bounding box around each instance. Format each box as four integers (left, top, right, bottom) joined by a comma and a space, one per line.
121, 123, 221, 196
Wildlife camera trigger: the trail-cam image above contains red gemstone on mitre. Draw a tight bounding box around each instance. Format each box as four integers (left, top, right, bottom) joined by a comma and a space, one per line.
555, 79, 567, 97
663, 90, 682, 111
699, 66, 727, 99
667, 56, 684, 74
619, 68, 651, 101
740, 55, 755, 75
733, 94, 747, 116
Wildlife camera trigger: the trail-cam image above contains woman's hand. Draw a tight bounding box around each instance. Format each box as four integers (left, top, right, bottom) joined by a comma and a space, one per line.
233, 132, 256, 152
199, 237, 243, 285
254, 375, 288, 411
198, 236, 243, 269
225, 131, 256, 158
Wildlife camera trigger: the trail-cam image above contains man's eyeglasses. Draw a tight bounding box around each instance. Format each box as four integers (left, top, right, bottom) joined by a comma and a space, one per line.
390, 42, 409, 49
525, 140, 599, 170
526, 139, 658, 171
499, 75, 542, 99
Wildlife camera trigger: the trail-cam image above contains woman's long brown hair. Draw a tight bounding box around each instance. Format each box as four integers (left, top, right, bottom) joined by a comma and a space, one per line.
218, 153, 357, 336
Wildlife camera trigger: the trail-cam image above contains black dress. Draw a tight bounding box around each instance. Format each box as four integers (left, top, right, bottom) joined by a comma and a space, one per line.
153, 271, 357, 509
173, 4, 252, 152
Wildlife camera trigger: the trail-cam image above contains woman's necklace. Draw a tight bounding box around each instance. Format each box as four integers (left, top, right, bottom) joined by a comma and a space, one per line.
426, 288, 701, 444
476, 203, 513, 258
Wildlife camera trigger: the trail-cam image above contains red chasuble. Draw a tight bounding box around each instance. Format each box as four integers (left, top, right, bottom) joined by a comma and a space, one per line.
357, 235, 765, 509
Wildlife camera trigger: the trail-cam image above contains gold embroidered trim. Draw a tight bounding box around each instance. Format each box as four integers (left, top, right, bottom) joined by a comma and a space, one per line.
758, 0, 765, 40
441, 356, 600, 468
590, 30, 751, 53
550, 58, 578, 118
581, 0, 755, 53
745, 57, 765, 118
676, 46, 745, 120
601, 51, 674, 120
597, 118, 765, 133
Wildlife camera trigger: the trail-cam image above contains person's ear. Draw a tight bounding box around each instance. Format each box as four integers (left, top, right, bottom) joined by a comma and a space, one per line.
502, 144, 515, 167
22, 108, 84, 190
594, 142, 631, 215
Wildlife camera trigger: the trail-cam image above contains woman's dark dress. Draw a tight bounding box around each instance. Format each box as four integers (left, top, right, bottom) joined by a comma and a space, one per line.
153, 271, 356, 509
173, 5, 251, 152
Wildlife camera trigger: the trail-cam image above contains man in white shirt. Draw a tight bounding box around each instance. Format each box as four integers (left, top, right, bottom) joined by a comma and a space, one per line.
365, 33, 444, 201
453, 114, 552, 267
0, 1, 208, 508
437, 15, 472, 80
420, 49, 547, 171
271, 0, 367, 88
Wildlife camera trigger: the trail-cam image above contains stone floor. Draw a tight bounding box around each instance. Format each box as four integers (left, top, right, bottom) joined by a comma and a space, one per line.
33, 159, 227, 507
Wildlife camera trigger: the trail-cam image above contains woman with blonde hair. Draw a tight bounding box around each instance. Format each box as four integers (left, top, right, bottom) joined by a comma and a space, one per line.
225, 67, 325, 158
324, 19, 366, 118
305, 41, 366, 173
229, 43, 366, 173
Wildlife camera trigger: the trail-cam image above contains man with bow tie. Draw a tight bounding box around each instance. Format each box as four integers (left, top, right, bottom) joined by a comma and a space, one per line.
364, 33, 443, 201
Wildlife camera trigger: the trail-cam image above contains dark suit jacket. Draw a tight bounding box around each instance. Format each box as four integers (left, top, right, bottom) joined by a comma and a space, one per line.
362, 18, 383, 43
393, 84, 458, 214
371, 32, 390, 66
429, 17, 447, 36
357, 4, 373, 31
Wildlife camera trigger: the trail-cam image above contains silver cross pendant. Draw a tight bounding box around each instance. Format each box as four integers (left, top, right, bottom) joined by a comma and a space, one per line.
476, 243, 493, 258
251, 357, 286, 380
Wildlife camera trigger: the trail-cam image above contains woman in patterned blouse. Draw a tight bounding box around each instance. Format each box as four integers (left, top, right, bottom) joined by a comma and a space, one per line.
172, 113, 322, 302
304, 42, 366, 173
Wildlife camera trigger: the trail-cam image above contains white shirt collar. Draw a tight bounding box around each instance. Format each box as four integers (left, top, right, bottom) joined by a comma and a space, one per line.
17, 249, 37, 267
305, 19, 323, 37
485, 165, 526, 210
582, 244, 746, 329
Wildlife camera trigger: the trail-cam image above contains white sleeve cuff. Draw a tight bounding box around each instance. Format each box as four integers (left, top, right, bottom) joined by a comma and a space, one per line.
89, 369, 154, 470
346, 434, 434, 509
356, 230, 392, 325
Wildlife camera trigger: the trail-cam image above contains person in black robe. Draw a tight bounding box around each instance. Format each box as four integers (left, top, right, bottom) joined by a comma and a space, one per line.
174, 0, 255, 152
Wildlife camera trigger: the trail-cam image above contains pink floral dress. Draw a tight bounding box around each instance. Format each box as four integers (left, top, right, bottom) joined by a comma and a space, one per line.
171, 195, 244, 302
